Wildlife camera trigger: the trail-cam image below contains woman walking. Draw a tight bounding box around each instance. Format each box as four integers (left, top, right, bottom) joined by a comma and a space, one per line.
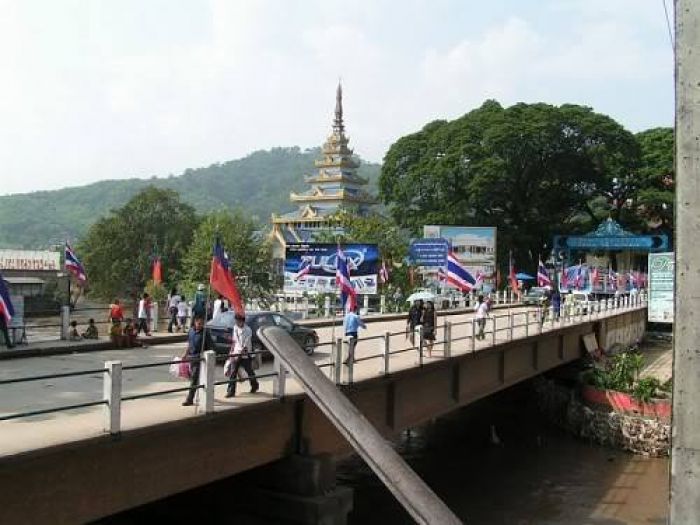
421, 301, 436, 357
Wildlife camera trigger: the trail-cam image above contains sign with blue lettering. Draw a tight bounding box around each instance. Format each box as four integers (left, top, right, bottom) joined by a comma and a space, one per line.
284, 243, 379, 294
409, 238, 449, 267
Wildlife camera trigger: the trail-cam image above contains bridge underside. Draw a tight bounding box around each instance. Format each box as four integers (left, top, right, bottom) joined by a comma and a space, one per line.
0, 309, 646, 524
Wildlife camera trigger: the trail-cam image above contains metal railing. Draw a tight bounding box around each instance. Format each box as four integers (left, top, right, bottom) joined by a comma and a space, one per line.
0, 293, 647, 436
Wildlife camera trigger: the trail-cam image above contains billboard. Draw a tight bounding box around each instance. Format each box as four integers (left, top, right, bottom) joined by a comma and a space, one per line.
408, 238, 449, 267
648, 252, 674, 323
284, 243, 379, 295
0, 250, 60, 272
423, 226, 497, 276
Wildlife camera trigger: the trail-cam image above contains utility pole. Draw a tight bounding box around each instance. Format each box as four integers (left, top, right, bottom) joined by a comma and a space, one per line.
671, 1, 700, 522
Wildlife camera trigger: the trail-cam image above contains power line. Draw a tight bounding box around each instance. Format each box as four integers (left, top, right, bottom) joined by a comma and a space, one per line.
662, 0, 674, 51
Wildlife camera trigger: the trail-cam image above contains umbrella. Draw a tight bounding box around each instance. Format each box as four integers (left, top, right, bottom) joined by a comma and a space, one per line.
406, 290, 436, 303
515, 272, 535, 280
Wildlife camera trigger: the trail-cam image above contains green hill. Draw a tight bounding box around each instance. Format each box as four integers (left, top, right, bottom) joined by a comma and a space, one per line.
0, 147, 381, 248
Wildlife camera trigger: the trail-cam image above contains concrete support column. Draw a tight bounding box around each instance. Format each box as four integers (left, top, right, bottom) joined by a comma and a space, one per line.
363, 294, 369, 313
380, 294, 386, 314
60, 305, 70, 340
302, 296, 309, 319
236, 454, 354, 525
324, 296, 331, 318
272, 356, 286, 397
150, 301, 158, 333
672, 1, 700, 519
103, 360, 122, 434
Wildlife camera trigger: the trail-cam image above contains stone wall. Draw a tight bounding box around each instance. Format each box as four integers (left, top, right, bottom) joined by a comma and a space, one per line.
533, 377, 670, 457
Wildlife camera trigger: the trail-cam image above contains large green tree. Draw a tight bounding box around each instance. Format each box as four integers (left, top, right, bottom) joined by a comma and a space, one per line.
181, 210, 274, 305
634, 127, 674, 231
380, 100, 640, 270
79, 187, 197, 298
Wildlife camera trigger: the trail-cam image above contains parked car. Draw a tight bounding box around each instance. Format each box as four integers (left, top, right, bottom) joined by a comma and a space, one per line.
567, 292, 593, 314
206, 311, 319, 360
522, 287, 549, 306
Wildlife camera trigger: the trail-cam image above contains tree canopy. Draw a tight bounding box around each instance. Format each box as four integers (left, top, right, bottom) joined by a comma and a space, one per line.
380, 100, 650, 269
79, 187, 197, 299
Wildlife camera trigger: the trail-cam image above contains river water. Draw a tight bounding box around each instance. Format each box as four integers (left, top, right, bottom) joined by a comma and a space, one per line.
100, 382, 668, 524
340, 383, 669, 524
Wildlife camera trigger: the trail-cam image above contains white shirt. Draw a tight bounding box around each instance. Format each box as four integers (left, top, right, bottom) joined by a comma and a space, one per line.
230, 324, 252, 357
475, 302, 489, 319
177, 301, 187, 317
168, 294, 181, 309
213, 298, 223, 319
138, 299, 148, 319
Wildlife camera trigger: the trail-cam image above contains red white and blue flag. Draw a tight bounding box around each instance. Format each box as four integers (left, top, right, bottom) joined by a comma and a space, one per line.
443, 251, 477, 292
537, 260, 551, 287
0, 273, 15, 324
474, 270, 485, 289
293, 259, 312, 281
379, 260, 390, 284
65, 243, 87, 284
336, 247, 357, 311
210, 239, 244, 315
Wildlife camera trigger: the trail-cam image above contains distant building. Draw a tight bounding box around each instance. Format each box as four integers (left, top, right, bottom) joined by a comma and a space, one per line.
270, 83, 376, 272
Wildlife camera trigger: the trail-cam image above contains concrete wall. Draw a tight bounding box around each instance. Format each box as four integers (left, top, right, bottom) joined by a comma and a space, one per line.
0, 309, 645, 524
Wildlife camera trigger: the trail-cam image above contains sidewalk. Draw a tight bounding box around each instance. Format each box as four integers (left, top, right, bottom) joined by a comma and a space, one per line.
0, 303, 524, 361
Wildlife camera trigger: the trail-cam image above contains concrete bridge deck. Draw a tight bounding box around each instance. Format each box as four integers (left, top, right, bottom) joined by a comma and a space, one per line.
0, 301, 647, 524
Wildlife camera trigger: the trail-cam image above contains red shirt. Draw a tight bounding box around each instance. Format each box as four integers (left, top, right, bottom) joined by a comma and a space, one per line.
109, 304, 124, 321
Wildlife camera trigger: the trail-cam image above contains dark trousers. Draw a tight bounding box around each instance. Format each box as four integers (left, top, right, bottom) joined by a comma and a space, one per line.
167, 308, 178, 333
0, 317, 12, 348
184, 362, 200, 404
227, 357, 259, 396
136, 318, 149, 335
345, 332, 358, 363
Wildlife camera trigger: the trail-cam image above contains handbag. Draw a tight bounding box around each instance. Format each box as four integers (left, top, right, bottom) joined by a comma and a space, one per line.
169, 357, 191, 380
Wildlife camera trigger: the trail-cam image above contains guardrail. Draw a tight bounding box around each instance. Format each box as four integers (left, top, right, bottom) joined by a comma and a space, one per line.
0, 293, 647, 436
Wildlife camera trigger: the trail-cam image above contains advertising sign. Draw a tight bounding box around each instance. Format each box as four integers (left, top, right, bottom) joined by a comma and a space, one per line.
423, 226, 497, 276
409, 238, 449, 267
648, 252, 674, 323
284, 243, 379, 295
0, 250, 60, 271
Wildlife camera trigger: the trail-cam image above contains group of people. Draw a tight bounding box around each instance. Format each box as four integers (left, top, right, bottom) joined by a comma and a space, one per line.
67, 319, 99, 341
406, 299, 437, 355
181, 313, 258, 406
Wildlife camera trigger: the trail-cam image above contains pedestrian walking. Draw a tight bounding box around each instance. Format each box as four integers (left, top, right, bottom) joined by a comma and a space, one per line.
108, 299, 124, 323
421, 301, 436, 357
225, 313, 259, 397
406, 299, 424, 348
343, 305, 366, 365
167, 288, 181, 333
177, 298, 188, 332
474, 295, 489, 340
136, 293, 151, 336
191, 284, 206, 326
552, 290, 561, 321
182, 316, 214, 406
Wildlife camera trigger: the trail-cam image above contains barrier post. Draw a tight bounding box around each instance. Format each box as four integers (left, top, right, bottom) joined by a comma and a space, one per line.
444, 321, 452, 358
471, 319, 477, 352
60, 305, 70, 340
380, 294, 386, 314
334, 337, 343, 384
272, 356, 286, 397
525, 311, 530, 337
508, 311, 514, 340
491, 316, 497, 345
103, 360, 122, 434
199, 350, 215, 414
346, 339, 354, 384
418, 326, 424, 367
383, 331, 391, 375
150, 301, 158, 334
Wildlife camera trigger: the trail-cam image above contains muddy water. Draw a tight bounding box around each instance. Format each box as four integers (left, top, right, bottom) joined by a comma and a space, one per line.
340, 384, 669, 524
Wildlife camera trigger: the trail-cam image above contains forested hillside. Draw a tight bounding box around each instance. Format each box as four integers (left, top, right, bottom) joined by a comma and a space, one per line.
0, 147, 380, 248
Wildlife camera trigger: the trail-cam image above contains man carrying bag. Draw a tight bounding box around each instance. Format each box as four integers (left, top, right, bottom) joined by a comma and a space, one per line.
225, 313, 260, 397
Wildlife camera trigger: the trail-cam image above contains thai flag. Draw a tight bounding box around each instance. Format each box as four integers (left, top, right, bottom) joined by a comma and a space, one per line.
293, 259, 311, 281
336, 247, 357, 311
537, 260, 551, 287
562, 264, 580, 289
0, 273, 15, 324
379, 260, 390, 284
65, 243, 87, 283
444, 251, 477, 292
209, 239, 244, 315
474, 270, 484, 288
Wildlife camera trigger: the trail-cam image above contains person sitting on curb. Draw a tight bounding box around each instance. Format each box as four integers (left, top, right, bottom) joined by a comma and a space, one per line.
81, 318, 99, 339
68, 320, 82, 341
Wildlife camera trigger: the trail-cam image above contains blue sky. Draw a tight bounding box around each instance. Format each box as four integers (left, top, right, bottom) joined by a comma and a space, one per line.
0, 0, 674, 195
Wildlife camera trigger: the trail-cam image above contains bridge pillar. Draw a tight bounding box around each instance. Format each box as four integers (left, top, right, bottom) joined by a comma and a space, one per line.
234, 454, 353, 525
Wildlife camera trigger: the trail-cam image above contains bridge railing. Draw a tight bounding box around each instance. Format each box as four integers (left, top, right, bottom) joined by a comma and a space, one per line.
0, 293, 647, 436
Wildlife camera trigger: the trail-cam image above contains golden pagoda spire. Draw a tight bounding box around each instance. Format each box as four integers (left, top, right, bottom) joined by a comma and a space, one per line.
333, 81, 344, 133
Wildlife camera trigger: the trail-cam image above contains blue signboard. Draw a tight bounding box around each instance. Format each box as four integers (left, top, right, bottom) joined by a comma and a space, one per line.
284, 243, 379, 294
409, 238, 449, 267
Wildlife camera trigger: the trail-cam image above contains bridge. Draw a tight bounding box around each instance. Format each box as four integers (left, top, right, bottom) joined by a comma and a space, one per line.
0, 297, 647, 524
